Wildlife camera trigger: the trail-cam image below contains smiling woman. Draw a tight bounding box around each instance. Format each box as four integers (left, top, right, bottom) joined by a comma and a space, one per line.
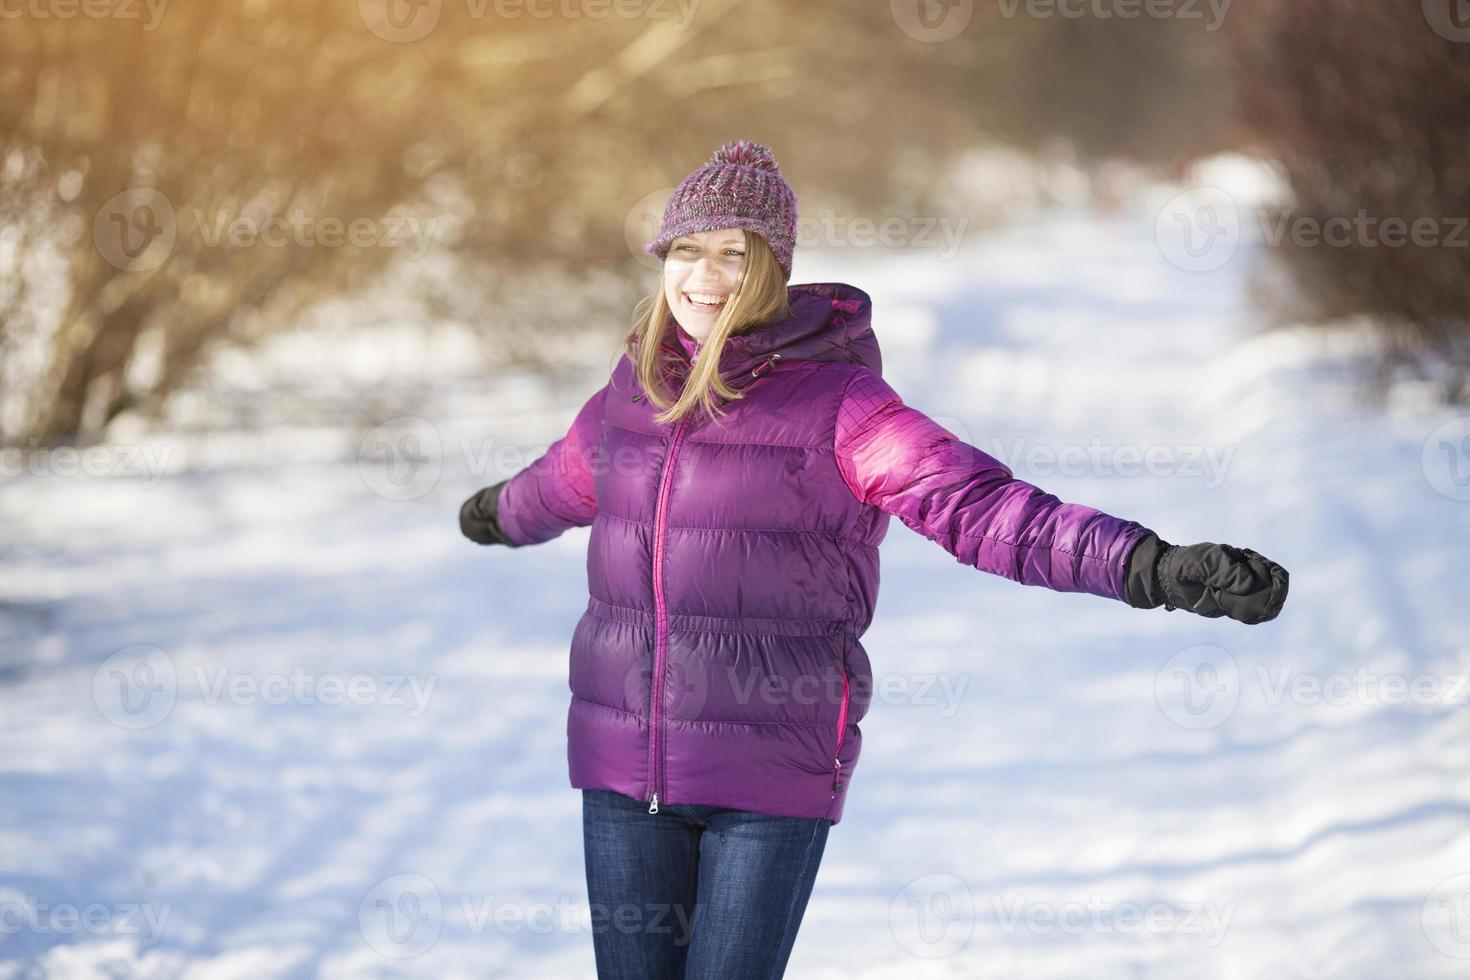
626, 222, 791, 426
622, 141, 801, 428
460, 137, 1290, 979
627, 220, 793, 426
664, 229, 746, 328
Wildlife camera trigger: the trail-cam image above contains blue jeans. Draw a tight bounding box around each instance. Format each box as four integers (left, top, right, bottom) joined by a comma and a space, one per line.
581, 788, 832, 979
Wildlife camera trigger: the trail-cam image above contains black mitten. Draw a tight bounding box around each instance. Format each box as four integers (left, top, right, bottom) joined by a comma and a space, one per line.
1125, 533, 1288, 625
459, 479, 520, 547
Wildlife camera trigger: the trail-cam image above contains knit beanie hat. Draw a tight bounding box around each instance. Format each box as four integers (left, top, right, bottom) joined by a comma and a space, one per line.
643, 140, 799, 280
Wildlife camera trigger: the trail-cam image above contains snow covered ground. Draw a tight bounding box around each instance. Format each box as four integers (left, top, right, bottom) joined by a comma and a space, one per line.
2, 198, 1469, 978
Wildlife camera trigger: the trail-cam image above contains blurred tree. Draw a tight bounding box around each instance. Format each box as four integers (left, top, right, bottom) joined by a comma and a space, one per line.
0, 0, 1009, 444
1, 0, 1269, 445
992, 14, 1235, 172
1228, 0, 1470, 399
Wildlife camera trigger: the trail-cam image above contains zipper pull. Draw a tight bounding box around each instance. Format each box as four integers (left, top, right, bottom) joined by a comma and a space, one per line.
648, 793, 659, 815
832, 758, 842, 792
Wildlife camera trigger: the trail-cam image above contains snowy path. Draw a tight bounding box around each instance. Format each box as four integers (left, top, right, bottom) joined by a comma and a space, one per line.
2, 204, 1468, 978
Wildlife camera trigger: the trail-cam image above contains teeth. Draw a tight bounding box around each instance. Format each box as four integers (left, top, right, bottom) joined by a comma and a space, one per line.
687, 293, 726, 307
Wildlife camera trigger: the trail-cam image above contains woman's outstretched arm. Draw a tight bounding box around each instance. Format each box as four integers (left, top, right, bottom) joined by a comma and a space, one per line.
833, 368, 1149, 602
833, 368, 1288, 622
460, 383, 609, 547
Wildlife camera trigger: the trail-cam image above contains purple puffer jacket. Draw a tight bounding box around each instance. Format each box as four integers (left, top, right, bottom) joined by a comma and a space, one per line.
494, 282, 1155, 823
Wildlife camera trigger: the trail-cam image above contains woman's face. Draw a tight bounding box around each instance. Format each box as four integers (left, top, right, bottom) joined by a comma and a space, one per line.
662, 228, 746, 341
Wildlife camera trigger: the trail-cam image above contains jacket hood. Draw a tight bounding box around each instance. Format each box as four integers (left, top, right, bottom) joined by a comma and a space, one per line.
668, 282, 880, 389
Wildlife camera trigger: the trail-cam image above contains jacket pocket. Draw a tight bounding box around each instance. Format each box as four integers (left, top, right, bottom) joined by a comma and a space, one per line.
834, 633, 850, 757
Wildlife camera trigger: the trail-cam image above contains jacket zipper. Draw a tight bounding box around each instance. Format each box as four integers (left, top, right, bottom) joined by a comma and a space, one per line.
645, 351, 780, 815
647, 413, 691, 814
834, 636, 850, 793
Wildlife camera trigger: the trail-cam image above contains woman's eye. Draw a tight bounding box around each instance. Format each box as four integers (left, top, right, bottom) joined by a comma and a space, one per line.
672, 245, 742, 257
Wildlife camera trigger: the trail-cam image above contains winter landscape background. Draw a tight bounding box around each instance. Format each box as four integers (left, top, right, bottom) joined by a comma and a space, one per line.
4, 163, 1469, 976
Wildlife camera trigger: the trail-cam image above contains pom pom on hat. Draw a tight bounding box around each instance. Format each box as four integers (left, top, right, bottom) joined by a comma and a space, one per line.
711, 140, 780, 171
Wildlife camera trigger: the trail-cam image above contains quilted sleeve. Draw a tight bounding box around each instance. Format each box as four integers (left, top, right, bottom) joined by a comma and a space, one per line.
495, 383, 608, 546
834, 369, 1154, 602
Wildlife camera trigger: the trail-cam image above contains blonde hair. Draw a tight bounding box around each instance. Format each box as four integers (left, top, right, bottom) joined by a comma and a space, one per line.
625, 230, 791, 427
